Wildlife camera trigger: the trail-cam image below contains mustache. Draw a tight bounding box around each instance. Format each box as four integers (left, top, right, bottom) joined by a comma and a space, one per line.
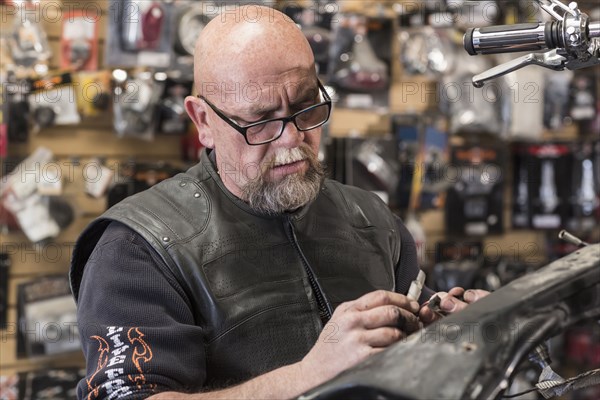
263, 144, 316, 169
241, 144, 326, 214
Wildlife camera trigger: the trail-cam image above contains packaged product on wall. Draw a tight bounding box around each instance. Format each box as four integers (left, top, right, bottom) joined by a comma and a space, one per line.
439, 51, 511, 138
543, 69, 573, 131
569, 72, 597, 122
60, 9, 99, 71
568, 141, 600, 232
569, 70, 598, 137
327, 13, 393, 110
513, 143, 576, 230
106, 161, 183, 208
350, 136, 399, 205
502, 57, 545, 140
8, 2, 51, 70
75, 71, 111, 117
27, 72, 81, 130
321, 136, 398, 206
398, 26, 456, 78
157, 77, 193, 135
527, 143, 573, 230
511, 144, 532, 229
16, 276, 80, 358
16, 367, 85, 399
393, 114, 449, 211
171, 0, 218, 79
112, 69, 164, 141
394, 0, 458, 113
84, 158, 115, 199
431, 241, 484, 292
0, 374, 18, 400
0, 147, 74, 244
283, 2, 336, 76
3, 71, 30, 143
106, 0, 174, 68
445, 144, 506, 236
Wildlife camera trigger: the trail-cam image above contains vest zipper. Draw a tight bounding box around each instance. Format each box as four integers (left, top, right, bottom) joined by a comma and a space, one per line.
285, 217, 333, 324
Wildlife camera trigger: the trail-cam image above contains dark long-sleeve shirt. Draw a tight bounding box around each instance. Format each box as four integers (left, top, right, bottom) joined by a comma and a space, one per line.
75, 219, 432, 399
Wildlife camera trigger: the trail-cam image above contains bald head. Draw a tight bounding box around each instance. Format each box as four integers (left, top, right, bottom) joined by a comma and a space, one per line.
194, 6, 315, 97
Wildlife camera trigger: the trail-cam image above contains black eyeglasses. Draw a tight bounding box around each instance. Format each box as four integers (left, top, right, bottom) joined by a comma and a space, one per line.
198, 80, 332, 145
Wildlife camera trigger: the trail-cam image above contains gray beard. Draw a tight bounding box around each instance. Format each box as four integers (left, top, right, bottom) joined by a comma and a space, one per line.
241, 151, 325, 215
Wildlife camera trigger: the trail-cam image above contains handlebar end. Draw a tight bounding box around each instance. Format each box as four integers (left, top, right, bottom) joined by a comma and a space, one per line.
464, 28, 477, 56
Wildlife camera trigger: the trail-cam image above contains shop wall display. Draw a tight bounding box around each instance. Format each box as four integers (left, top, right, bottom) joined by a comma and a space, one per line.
1, 1, 598, 397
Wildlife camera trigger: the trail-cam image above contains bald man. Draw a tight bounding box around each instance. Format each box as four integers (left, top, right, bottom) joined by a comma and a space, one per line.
70, 6, 477, 400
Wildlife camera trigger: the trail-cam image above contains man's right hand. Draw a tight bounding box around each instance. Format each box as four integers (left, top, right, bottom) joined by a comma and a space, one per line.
299, 290, 421, 386
150, 290, 421, 400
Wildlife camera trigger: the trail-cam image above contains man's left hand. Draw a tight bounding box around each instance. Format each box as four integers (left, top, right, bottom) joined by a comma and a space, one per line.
419, 287, 490, 326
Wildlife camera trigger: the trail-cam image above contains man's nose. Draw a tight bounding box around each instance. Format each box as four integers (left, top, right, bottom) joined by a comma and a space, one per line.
277, 120, 305, 147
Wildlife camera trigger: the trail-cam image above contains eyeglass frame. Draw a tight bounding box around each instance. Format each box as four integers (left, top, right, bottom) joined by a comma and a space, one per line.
197, 79, 332, 146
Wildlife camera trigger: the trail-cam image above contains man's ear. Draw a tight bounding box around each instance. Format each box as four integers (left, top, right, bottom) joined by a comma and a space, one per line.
185, 96, 215, 148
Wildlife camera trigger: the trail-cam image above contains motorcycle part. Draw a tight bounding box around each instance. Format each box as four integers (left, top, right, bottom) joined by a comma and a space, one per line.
68, 39, 91, 69
7, 99, 29, 143
558, 230, 590, 247
48, 196, 74, 230
92, 92, 110, 111
300, 243, 600, 400
540, 160, 559, 213
9, 4, 51, 67
120, 1, 165, 51
464, 0, 600, 87
174, 5, 211, 56
400, 27, 455, 76
33, 106, 56, 129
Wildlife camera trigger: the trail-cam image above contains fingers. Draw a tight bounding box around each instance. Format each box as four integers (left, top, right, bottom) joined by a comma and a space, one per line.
421, 291, 463, 317
304, 291, 427, 382
440, 289, 491, 312
440, 295, 467, 313
463, 289, 490, 303
445, 287, 490, 303
418, 304, 440, 326
351, 290, 420, 314
359, 327, 405, 348
360, 305, 398, 329
362, 305, 422, 332
396, 308, 423, 334
436, 288, 491, 313
448, 287, 465, 298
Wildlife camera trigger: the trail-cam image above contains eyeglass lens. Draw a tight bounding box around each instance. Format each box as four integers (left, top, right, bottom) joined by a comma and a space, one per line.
246, 103, 330, 144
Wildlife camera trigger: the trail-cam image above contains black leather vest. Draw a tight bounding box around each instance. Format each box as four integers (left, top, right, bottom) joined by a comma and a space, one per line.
70, 150, 402, 388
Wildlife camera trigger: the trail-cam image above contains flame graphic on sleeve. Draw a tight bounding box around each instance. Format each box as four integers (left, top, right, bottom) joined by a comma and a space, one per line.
86, 335, 110, 400
127, 327, 155, 391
